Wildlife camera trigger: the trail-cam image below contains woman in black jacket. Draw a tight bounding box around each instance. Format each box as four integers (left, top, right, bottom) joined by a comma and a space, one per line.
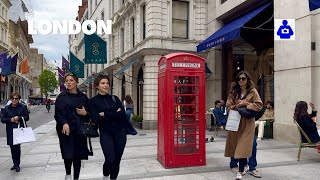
294, 101, 319, 143
1, 92, 29, 172
54, 73, 90, 180
87, 74, 127, 180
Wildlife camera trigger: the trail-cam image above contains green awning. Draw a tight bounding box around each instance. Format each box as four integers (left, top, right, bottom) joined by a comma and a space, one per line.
205, 63, 212, 74
114, 58, 140, 76
82, 74, 97, 85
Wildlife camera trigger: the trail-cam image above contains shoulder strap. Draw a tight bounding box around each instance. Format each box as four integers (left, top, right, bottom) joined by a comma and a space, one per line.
112, 95, 116, 103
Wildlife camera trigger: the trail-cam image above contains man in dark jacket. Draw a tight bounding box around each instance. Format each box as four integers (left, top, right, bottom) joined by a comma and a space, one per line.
1, 92, 29, 172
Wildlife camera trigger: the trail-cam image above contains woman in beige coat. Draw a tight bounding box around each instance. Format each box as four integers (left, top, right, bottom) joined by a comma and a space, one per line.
224, 71, 263, 180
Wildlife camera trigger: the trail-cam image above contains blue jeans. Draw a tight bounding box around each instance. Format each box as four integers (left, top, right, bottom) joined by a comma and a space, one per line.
126, 109, 132, 121
230, 135, 257, 171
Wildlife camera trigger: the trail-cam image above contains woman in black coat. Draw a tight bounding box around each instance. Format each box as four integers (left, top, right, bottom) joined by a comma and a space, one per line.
294, 101, 319, 143
1, 92, 29, 172
54, 73, 90, 180
87, 74, 127, 180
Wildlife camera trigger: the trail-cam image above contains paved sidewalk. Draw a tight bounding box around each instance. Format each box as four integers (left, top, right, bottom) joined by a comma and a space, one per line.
0, 120, 320, 180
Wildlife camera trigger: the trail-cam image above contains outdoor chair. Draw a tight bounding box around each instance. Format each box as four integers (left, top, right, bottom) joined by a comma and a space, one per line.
294, 121, 319, 161
264, 119, 274, 139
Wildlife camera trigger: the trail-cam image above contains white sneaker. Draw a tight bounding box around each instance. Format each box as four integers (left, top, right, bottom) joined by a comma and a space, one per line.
235, 172, 242, 180
257, 138, 262, 141
230, 167, 238, 174
65, 175, 71, 180
243, 165, 249, 175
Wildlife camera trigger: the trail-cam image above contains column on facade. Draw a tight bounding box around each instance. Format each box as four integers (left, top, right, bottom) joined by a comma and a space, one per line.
142, 55, 161, 129
273, 0, 315, 143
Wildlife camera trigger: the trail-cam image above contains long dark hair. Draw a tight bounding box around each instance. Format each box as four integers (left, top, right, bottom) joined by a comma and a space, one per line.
229, 70, 255, 99
125, 95, 133, 104
293, 101, 309, 121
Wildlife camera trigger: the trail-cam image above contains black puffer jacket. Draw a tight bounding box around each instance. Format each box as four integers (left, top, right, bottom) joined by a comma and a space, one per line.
54, 89, 90, 160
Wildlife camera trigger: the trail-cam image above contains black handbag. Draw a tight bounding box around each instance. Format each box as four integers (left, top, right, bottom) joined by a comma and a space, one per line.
238, 107, 259, 118
79, 119, 99, 138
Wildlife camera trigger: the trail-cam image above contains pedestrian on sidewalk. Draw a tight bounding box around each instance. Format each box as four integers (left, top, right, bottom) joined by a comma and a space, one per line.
54, 73, 91, 180
123, 95, 137, 135
1, 92, 29, 172
87, 74, 127, 180
230, 135, 261, 178
224, 71, 263, 180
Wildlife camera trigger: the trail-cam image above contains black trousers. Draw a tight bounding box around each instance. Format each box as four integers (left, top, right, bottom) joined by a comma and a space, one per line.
100, 128, 127, 179
64, 159, 81, 179
10, 145, 21, 167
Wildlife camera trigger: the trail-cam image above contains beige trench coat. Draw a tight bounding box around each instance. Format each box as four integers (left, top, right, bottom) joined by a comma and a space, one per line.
224, 88, 263, 159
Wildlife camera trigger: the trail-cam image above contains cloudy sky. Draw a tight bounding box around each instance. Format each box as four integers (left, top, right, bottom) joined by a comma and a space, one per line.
27, 0, 82, 66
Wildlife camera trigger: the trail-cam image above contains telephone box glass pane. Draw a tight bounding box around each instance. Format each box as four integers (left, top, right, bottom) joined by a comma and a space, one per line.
173, 76, 200, 154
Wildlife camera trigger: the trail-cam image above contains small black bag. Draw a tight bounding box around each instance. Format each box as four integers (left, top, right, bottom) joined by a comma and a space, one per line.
79, 120, 99, 138
238, 107, 259, 118
126, 123, 137, 135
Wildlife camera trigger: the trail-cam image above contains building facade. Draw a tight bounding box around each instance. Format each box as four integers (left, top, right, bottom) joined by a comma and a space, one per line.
77, 0, 208, 129
203, 0, 320, 143
29, 48, 44, 98
0, 0, 11, 102
8, 19, 33, 100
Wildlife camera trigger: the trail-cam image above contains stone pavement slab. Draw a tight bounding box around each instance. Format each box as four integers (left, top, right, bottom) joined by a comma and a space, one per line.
1, 120, 320, 180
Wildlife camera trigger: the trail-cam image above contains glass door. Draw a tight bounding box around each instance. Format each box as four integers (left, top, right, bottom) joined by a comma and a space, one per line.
173, 75, 200, 154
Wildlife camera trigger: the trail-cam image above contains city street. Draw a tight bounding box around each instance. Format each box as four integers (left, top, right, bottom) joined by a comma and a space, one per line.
1, 117, 320, 179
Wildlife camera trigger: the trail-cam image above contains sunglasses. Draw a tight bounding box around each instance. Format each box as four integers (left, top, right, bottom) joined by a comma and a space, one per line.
12, 98, 19, 100
237, 77, 247, 81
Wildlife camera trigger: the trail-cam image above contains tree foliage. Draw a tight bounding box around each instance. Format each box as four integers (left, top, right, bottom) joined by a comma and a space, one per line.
38, 69, 58, 99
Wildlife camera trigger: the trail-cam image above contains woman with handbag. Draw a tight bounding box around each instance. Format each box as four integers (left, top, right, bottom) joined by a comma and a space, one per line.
1, 92, 29, 172
87, 74, 127, 180
54, 73, 90, 180
224, 71, 263, 180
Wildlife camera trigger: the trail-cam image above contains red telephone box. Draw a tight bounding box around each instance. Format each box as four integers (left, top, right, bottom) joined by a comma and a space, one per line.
157, 52, 206, 168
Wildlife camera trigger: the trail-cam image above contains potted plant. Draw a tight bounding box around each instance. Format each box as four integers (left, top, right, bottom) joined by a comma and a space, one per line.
131, 115, 143, 129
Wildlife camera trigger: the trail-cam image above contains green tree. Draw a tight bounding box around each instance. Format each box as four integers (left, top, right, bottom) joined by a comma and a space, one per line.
38, 69, 58, 99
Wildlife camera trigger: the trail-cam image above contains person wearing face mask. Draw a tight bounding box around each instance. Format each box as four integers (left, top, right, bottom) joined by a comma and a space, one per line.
1, 92, 29, 172
225, 70, 263, 180
54, 73, 91, 180
87, 74, 127, 180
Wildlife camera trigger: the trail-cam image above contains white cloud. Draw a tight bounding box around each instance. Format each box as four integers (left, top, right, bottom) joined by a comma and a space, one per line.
29, 0, 82, 67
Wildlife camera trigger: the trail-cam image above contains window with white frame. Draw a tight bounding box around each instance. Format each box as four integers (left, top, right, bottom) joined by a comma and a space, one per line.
221, 0, 228, 4
101, 10, 104, 21
0, 28, 2, 42
131, 17, 135, 48
120, 28, 125, 54
141, 4, 146, 40
111, 35, 115, 60
90, 0, 93, 16
111, 0, 114, 16
4, 29, 7, 43
172, 0, 189, 39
